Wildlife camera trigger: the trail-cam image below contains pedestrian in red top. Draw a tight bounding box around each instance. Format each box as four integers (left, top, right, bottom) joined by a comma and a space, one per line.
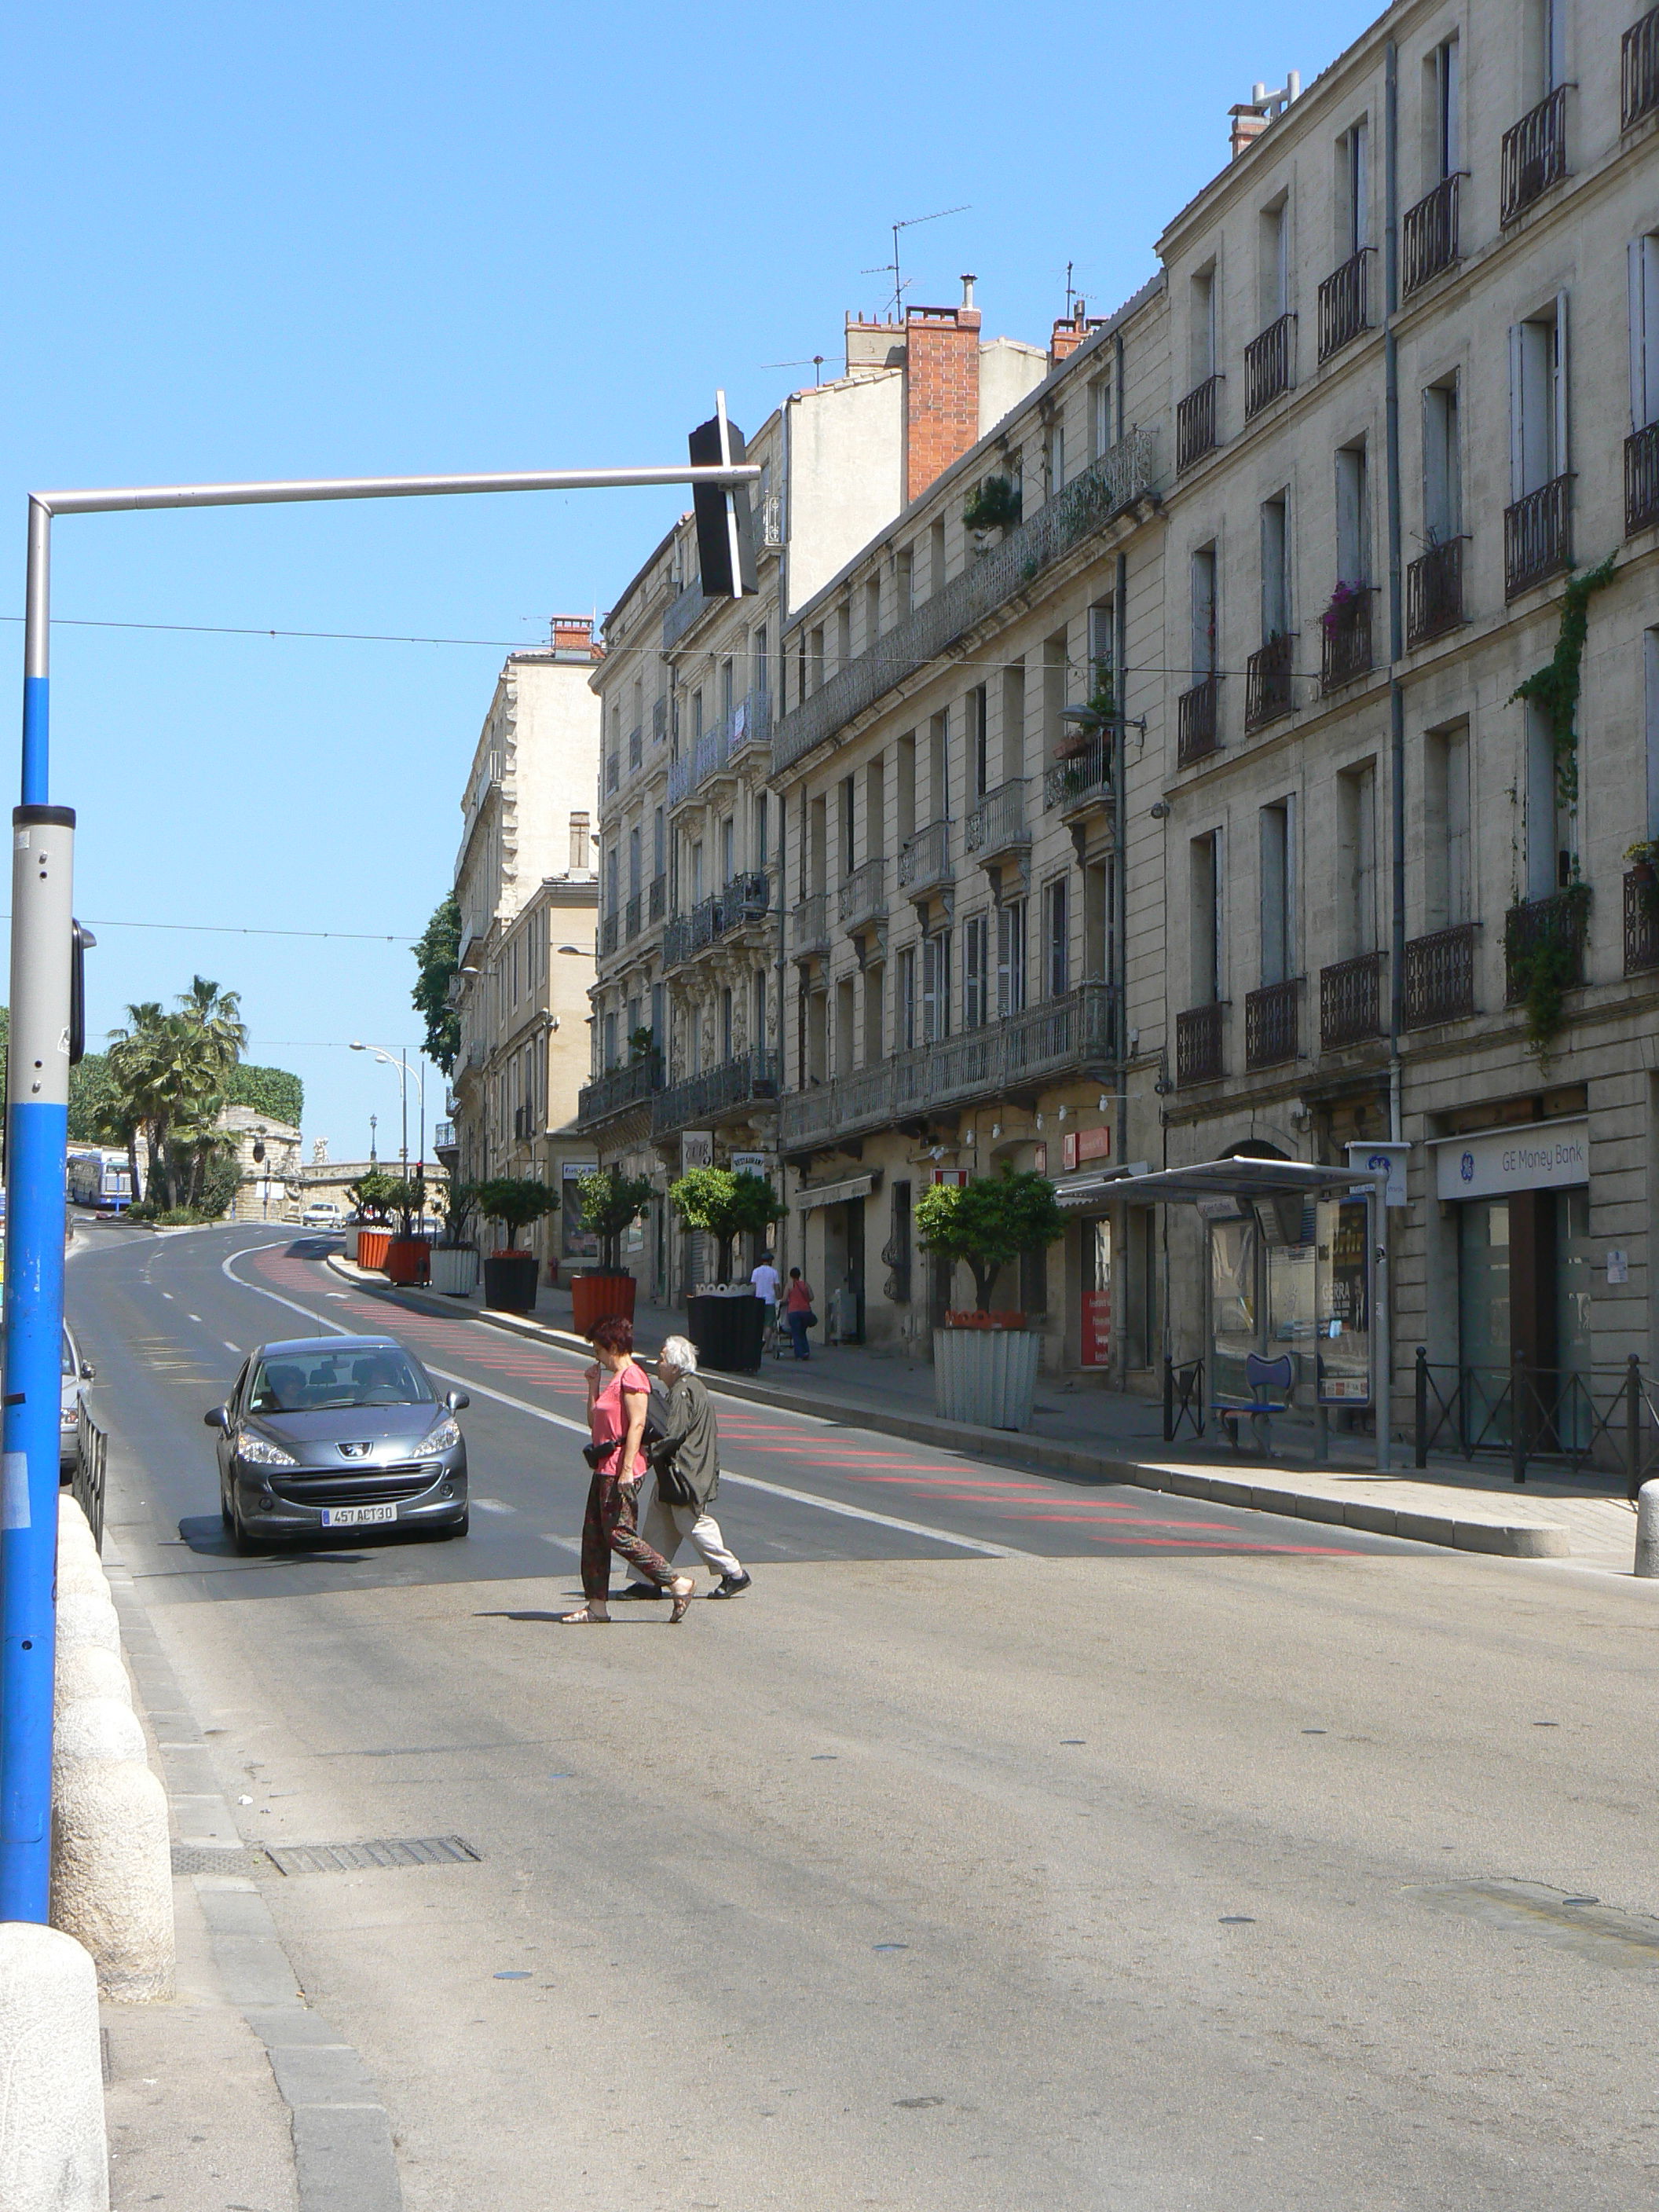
783, 1268, 815, 1361
562, 1315, 694, 1624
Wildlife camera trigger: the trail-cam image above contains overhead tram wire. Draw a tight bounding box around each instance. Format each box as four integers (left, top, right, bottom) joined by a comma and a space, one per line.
0, 914, 417, 944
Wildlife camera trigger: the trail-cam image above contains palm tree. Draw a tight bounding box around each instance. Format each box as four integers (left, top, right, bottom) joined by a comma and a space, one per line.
106, 981, 248, 1210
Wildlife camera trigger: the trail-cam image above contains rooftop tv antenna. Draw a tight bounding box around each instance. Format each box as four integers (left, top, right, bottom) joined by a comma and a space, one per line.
862, 204, 970, 322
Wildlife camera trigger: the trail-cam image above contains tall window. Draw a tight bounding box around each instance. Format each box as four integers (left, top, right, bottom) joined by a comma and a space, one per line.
569, 811, 591, 874
1043, 877, 1070, 998
969, 685, 990, 798
1259, 197, 1289, 322
1261, 494, 1291, 639
1423, 378, 1463, 542
1337, 761, 1378, 958
720, 657, 734, 720
1424, 35, 1460, 185
1423, 723, 1472, 929
628, 824, 641, 899
964, 914, 988, 1027
1191, 547, 1218, 678
1629, 236, 1659, 431
1258, 799, 1295, 986
754, 791, 768, 870
1091, 368, 1115, 457
1335, 443, 1370, 584
895, 546, 914, 615
692, 689, 704, 742
1339, 119, 1370, 255
652, 805, 665, 878
1047, 417, 1065, 499
1190, 265, 1217, 383
928, 711, 949, 824
1510, 299, 1567, 498
895, 945, 917, 1052
929, 518, 947, 598
1042, 632, 1068, 758
864, 574, 882, 647
1088, 599, 1116, 705
1190, 833, 1221, 1005
720, 987, 734, 1062
840, 775, 856, 878
753, 622, 769, 698
1001, 663, 1026, 780
753, 969, 767, 1054
720, 816, 734, 883
922, 928, 952, 1042
1525, 698, 1569, 896
997, 899, 1027, 1016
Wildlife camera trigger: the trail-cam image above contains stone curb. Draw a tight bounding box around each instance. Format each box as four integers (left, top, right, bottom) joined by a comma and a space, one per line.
324, 1255, 1574, 1562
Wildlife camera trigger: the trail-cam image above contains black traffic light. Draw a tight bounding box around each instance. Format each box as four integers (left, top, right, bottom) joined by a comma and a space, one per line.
689, 400, 757, 599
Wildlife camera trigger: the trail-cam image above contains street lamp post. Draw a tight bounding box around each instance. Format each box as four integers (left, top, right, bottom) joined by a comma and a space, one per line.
1, 449, 758, 1921
352, 1043, 425, 1217
369, 1114, 378, 1166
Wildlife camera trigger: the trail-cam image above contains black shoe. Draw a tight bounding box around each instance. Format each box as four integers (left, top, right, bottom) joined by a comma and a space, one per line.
614, 1582, 665, 1600
708, 1571, 753, 1600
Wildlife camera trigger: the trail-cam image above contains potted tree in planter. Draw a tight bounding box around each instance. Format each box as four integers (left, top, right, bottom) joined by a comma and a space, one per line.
572, 1166, 655, 1333
477, 1177, 558, 1313
917, 1166, 1066, 1430
668, 1167, 782, 1372
383, 1175, 430, 1286
430, 1179, 480, 1296
347, 1170, 400, 1272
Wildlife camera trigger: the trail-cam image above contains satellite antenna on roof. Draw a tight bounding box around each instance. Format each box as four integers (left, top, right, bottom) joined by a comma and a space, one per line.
861, 204, 970, 323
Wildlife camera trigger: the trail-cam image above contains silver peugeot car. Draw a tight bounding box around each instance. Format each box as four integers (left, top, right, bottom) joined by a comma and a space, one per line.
206, 1335, 470, 1551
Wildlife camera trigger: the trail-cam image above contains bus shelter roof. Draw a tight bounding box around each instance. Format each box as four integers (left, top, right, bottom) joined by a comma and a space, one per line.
1054, 1158, 1386, 1210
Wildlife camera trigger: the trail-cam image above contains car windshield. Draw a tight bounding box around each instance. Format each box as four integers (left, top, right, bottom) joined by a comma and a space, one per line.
247, 1348, 432, 1412
60, 1333, 75, 1379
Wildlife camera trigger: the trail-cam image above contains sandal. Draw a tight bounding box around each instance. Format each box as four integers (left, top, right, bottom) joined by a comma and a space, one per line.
559, 1606, 610, 1624
668, 1577, 695, 1624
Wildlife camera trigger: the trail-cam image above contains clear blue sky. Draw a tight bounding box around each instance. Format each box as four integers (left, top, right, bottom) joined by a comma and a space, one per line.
0, 0, 1375, 1162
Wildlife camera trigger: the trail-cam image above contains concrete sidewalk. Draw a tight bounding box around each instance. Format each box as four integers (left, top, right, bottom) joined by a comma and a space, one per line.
324, 1255, 1640, 1570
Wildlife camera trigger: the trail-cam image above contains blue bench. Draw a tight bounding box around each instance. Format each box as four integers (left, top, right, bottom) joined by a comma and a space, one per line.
1214, 1352, 1295, 1454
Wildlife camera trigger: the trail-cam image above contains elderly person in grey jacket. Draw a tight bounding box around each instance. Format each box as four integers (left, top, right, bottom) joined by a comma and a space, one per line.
617, 1335, 752, 1601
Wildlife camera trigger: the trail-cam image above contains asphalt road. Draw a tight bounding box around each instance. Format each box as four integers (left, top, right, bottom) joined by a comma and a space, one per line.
68, 1224, 1659, 2210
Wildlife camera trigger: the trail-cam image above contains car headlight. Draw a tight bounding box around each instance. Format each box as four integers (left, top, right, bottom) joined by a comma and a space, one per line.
237, 1434, 298, 1467
60, 1403, 79, 1428
419, 1416, 461, 1456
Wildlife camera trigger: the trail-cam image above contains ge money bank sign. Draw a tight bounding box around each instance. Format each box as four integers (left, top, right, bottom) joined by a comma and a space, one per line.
1431, 1117, 1589, 1202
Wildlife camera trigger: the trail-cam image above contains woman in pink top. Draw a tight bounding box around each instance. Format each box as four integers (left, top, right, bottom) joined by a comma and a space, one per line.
562, 1314, 694, 1624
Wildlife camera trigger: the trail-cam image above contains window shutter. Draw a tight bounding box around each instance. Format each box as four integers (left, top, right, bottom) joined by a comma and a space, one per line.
1508, 323, 1525, 502
1555, 290, 1569, 479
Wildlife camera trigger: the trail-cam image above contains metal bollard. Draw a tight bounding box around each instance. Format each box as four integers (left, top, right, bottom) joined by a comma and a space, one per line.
1635, 1479, 1659, 1578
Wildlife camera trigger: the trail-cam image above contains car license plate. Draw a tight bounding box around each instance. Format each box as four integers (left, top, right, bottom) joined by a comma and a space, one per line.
320, 1503, 397, 1528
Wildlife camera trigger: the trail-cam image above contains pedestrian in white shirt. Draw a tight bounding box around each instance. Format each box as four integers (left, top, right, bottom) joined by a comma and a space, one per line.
750, 1250, 781, 1331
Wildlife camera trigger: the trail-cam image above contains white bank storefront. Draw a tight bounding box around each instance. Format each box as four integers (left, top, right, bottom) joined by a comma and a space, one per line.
1427, 1119, 1593, 1390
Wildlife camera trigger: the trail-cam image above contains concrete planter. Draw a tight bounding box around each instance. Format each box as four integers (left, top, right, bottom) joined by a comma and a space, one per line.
933, 1325, 1041, 1431
342, 1224, 363, 1262
429, 1245, 479, 1297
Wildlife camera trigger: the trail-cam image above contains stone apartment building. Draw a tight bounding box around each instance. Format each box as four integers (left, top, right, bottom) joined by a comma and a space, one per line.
577, 295, 1049, 1298
445, 621, 602, 1275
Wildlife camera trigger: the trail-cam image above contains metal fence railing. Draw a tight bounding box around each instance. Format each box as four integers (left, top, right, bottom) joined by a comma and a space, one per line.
74, 1403, 107, 1550
1163, 1357, 1205, 1443
1414, 1351, 1659, 1495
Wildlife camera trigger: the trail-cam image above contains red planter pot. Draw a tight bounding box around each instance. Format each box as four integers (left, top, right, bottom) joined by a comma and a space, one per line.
385, 1237, 430, 1287
570, 1272, 636, 1335
357, 1228, 393, 1273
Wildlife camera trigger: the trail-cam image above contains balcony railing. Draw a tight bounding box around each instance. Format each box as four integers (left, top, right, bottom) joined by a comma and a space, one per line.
433, 1120, 456, 1153
1177, 375, 1220, 471
1245, 978, 1301, 1070
1177, 673, 1220, 767
668, 690, 771, 810
1403, 922, 1479, 1027
1504, 474, 1572, 598
792, 891, 829, 956
1627, 423, 1659, 535
662, 581, 710, 651
577, 1052, 662, 1130
778, 984, 1118, 1152
838, 857, 888, 933
1402, 174, 1461, 295
1244, 633, 1296, 731
1501, 84, 1568, 224
1175, 1002, 1225, 1087
1320, 951, 1385, 1049
647, 873, 666, 922
772, 428, 1158, 773
1044, 732, 1112, 815
1624, 3, 1659, 129
1320, 588, 1374, 693
1505, 889, 1588, 1005
1244, 313, 1295, 418
601, 911, 619, 955
652, 1049, 781, 1139
1625, 870, 1659, 973
624, 892, 642, 941
897, 820, 950, 901
662, 873, 771, 969
965, 778, 1031, 862
1317, 250, 1371, 362
1407, 537, 1467, 646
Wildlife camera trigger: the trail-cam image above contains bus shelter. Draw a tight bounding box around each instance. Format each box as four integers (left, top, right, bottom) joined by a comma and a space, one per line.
1056, 1156, 1394, 1472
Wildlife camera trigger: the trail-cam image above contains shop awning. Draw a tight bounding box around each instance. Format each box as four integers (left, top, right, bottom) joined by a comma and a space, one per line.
1071, 1157, 1386, 1208
796, 1170, 879, 1210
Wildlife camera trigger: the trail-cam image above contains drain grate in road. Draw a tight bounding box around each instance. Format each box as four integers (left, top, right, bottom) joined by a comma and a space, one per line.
265, 1834, 482, 1876
171, 1844, 263, 1877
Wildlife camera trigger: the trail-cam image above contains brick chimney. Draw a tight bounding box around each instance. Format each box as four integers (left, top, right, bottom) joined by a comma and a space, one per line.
903, 276, 983, 504
1049, 300, 1103, 368
1229, 108, 1269, 159
550, 614, 599, 658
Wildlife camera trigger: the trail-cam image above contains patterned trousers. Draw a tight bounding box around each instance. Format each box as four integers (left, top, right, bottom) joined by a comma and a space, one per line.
580, 1468, 676, 1602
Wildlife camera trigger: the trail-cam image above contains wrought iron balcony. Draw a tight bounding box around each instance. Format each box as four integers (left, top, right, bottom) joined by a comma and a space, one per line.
663, 873, 771, 969
792, 891, 829, 957
624, 892, 642, 942
1175, 1002, 1225, 1087
1407, 537, 1467, 646
838, 857, 888, 934
1504, 889, 1588, 1004
1320, 588, 1375, 693
965, 778, 1031, 863
1402, 174, 1461, 295
1624, 3, 1659, 129
601, 911, 619, 956
1244, 979, 1301, 1070
1320, 951, 1385, 1049
662, 581, 710, 651
1244, 313, 1295, 419
652, 1049, 781, 1139
577, 1052, 662, 1130
772, 428, 1158, 774
1177, 375, 1220, 471
1626, 423, 1659, 536
777, 984, 1118, 1152
897, 820, 950, 902
1504, 474, 1572, 598
1244, 633, 1296, 731
1403, 922, 1479, 1027
1625, 869, 1659, 974
628, 725, 643, 773
667, 690, 771, 811
1044, 732, 1112, 816
1501, 84, 1568, 223
753, 493, 784, 558
1317, 250, 1371, 362
1177, 674, 1220, 767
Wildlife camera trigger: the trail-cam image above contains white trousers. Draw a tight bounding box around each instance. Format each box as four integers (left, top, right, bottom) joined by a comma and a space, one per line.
639, 1482, 743, 1579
